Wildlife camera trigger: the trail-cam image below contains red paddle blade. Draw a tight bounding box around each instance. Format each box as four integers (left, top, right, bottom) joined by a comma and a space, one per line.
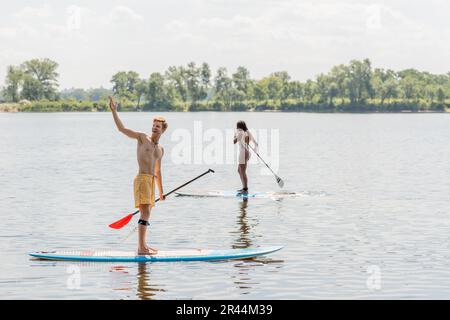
109, 214, 133, 229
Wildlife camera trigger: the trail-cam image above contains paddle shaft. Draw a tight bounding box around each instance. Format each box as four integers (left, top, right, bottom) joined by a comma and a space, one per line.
130, 168, 214, 216
246, 144, 279, 177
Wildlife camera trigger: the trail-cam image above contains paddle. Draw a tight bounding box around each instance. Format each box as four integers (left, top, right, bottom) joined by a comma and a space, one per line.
109, 169, 215, 229
246, 144, 284, 188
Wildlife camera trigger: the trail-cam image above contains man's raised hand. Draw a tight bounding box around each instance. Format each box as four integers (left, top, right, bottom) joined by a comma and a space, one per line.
109, 96, 116, 112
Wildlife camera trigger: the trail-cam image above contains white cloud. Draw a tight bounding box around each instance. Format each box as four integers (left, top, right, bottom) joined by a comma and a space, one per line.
13, 4, 53, 20
0, 0, 448, 88
105, 6, 144, 25
0, 27, 17, 39
165, 20, 191, 33
198, 15, 256, 30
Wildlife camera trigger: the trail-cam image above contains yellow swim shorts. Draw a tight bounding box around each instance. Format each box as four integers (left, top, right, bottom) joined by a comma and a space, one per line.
133, 174, 155, 208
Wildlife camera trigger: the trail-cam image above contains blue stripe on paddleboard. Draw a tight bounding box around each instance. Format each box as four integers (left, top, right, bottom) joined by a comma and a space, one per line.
29, 246, 283, 262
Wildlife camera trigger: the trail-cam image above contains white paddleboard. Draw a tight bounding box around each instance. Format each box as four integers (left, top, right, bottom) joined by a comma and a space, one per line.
175, 190, 301, 198
29, 246, 283, 262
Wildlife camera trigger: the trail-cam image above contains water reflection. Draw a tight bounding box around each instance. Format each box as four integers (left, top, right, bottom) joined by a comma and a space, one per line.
232, 198, 252, 249
230, 199, 284, 295
108, 262, 167, 299
109, 265, 133, 294
230, 199, 253, 294
111, 262, 168, 300
135, 262, 166, 300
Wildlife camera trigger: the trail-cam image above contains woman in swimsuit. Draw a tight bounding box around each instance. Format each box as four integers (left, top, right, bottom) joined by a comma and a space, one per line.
233, 121, 258, 193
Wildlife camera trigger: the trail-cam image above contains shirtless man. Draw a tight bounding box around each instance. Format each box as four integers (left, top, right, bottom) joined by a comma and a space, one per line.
109, 96, 167, 255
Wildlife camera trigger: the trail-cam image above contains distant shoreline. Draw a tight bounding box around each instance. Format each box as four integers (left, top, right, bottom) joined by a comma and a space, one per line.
1, 101, 449, 114
1, 108, 449, 114
3, 58, 449, 116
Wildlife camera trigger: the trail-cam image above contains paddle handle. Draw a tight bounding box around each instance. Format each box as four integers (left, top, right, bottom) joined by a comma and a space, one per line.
131, 168, 215, 216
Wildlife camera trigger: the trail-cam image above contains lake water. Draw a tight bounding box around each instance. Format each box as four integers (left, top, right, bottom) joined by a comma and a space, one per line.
0, 112, 449, 299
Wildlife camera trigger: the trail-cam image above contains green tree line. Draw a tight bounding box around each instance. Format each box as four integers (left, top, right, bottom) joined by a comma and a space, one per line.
2, 58, 449, 112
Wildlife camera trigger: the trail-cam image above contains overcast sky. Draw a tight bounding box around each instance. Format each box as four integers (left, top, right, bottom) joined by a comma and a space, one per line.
0, 0, 449, 89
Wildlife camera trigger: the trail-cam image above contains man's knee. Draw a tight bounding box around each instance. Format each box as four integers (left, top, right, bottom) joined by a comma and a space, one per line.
139, 205, 151, 216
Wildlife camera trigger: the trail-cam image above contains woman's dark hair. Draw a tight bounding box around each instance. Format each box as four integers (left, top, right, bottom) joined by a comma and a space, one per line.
236, 120, 248, 132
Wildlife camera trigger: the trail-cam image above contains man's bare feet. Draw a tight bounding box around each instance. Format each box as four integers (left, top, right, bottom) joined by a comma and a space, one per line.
138, 246, 158, 255
145, 245, 158, 254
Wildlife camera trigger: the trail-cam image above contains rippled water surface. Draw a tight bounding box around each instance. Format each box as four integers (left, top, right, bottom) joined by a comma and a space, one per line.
1, 112, 449, 299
